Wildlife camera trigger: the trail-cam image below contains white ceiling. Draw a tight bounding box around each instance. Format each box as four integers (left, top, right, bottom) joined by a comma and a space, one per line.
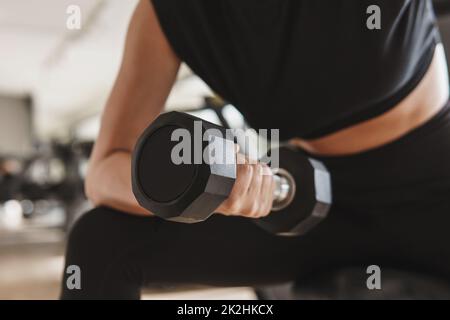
0, 0, 104, 96
0, 0, 211, 139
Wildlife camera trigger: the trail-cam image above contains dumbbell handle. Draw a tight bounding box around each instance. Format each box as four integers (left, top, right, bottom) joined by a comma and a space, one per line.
271, 169, 296, 211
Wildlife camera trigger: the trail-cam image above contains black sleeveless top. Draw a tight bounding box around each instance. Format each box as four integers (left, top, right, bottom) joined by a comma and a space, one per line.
151, 0, 440, 139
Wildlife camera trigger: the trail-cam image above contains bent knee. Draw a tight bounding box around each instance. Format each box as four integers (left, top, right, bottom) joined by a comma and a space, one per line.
65, 206, 159, 261
66, 207, 141, 260
67, 207, 116, 245
62, 207, 145, 299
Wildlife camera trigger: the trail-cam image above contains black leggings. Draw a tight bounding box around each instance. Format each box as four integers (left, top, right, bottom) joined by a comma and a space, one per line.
61, 101, 450, 300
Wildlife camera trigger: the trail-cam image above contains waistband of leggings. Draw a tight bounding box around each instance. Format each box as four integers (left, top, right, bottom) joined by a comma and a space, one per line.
303, 99, 450, 170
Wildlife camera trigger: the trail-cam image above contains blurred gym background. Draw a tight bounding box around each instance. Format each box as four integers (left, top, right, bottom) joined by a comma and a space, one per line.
0, 0, 449, 300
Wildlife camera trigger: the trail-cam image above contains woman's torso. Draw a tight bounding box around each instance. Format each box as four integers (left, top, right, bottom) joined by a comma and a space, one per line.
151, 0, 446, 151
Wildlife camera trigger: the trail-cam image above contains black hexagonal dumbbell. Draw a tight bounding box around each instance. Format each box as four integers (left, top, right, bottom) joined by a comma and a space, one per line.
132, 111, 332, 236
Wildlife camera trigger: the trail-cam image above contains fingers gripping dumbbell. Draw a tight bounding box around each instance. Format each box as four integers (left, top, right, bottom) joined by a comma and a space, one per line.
131, 112, 332, 236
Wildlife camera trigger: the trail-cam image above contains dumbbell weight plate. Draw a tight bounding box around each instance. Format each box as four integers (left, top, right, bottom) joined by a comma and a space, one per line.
254, 145, 332, 236
132, 112, 236, 223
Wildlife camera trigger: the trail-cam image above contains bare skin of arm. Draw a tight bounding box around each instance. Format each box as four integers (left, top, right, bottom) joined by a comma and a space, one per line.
85, 0, 274, 217
85, 0, 179, 216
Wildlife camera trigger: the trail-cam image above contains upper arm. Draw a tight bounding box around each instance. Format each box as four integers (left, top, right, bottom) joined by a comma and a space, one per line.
90, 0, 180, 166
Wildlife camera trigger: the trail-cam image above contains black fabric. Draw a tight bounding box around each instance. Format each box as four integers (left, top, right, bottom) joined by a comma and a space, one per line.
61, 101, 450, 300
150, 0, 440, 139
434, 0, 450, 15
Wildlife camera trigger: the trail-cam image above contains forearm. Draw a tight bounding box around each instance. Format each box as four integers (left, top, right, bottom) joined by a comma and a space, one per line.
84, 0, 180, 216
86, 151, 151, 216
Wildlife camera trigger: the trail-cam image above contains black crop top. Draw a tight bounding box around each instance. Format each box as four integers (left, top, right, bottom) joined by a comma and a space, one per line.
151, 0, 441, 139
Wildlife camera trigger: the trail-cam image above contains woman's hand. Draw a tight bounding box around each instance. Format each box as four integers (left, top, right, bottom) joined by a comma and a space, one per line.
217, 152, 275, 219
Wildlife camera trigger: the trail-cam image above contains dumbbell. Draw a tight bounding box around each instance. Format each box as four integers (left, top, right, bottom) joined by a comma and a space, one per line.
132, 112, 332, 236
